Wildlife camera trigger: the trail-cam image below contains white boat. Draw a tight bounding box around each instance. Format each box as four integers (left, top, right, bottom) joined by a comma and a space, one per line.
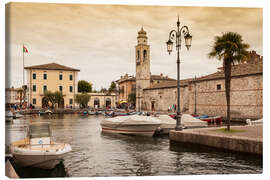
246, 118, 263, 125
181, 114, 208, 128
100, 115, 161, 137
10, 122, 72, 169
155, 114, 208, 134
5, 111, 14, 118
155, 115, 176, 134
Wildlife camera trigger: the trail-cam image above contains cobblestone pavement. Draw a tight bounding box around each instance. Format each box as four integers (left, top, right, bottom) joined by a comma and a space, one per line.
183, 125, 262, 140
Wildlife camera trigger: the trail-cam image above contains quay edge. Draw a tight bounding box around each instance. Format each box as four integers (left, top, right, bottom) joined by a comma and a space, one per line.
169, 126, 262, 155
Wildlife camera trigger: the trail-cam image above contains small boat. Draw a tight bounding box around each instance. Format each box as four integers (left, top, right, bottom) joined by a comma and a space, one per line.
5, 111, 23, 119
195, 115, 223, 124
100, 115, 161, 137
88, 111, 96, 115
181, 114, 208, 128
246, 118, 263, 125
10, 122, 72, 169
155, 114, 208, 134
6, 111, 15, 118
39, 110, 52, 115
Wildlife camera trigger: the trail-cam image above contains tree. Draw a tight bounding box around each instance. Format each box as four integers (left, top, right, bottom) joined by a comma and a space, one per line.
208, 32, 249, 131
44, 91, 63, 109
54, 91, 64, 108
78, 80, 92, 93
99, 87, 107, 93
108, 81, 117, 94
128, 92, 136, 106
75, 93, 91, 108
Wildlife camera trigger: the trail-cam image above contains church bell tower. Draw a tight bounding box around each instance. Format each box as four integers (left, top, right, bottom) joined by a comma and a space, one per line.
135, 27, 151, 111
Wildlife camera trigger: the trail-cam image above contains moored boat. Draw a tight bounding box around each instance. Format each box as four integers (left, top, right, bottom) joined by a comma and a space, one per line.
100, 115, 161, 137
195, 115, 223, 124
10, 122, 72, 169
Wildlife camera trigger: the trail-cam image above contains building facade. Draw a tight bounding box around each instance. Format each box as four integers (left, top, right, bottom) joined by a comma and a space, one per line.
86, 92, 116, 108
116, 74, 136, 103
25, 63, 79, 108
142, 58, 263, 120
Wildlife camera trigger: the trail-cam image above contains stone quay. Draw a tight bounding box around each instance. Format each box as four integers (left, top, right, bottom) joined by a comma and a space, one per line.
169, 125, 262, 155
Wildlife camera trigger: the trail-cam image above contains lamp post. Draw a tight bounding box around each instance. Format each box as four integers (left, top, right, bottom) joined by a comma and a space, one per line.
166, 16, 192, 131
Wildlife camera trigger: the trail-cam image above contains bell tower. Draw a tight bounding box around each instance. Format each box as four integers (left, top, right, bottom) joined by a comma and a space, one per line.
135, 27, 151, 111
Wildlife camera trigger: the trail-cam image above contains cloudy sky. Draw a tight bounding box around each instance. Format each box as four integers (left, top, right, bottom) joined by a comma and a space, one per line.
5, 2, 262, 90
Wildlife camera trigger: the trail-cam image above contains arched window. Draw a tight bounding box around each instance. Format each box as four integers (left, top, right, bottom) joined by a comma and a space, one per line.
143, 50, 147, 61
137, 50, 140, 62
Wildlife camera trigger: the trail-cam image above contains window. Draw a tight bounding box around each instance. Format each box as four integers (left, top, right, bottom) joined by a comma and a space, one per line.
32, 73, 36, 80
59, 86, 63, 92
69, 74, 73, 81
217, 84, 221, 90
143, 50, 147, 61
32, 85, 36, 92
137, 50, 140, 63
69, 99, 73, 104
59, 74, 63, 80
69, 86, 73, 92
43, 85, 47, 92
33, 98, 36, 104
43, 73, 47, 80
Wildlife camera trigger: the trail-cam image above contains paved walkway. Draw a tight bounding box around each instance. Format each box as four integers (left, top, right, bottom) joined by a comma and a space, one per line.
183, 125, 262, 141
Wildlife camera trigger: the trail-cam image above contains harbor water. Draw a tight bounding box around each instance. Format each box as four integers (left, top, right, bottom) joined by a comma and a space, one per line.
5, 114, 262, 177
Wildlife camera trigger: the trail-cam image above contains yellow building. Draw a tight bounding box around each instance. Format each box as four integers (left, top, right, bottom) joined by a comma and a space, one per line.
25, 63, 79, 108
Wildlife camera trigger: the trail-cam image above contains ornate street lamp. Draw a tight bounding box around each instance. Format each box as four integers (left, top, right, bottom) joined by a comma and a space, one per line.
166, 16, 192, 131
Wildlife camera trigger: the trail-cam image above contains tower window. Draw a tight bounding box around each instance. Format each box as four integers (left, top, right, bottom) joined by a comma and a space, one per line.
143, 50, 147, 61
137, 50, 140, 62
217, 84, 221, 90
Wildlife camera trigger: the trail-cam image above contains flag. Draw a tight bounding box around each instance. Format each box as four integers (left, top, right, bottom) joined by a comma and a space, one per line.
23, 45, 28, 53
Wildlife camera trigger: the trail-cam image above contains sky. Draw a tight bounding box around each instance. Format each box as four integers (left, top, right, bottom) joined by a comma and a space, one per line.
5, 2, 262, 90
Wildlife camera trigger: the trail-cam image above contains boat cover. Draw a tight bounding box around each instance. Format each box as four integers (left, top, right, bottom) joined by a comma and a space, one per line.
101, 115, 161, 127
181, 114, 208, 127
156, 115, 175, 129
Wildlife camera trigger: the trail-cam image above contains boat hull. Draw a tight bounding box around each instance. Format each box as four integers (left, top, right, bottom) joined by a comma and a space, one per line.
11, 143, 72, 169
13, 154, 63, 169
101, 124, 159, 137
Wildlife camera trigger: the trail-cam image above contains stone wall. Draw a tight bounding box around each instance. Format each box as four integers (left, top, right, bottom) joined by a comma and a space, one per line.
189, 74, 262, 119
143, 85, 189, 112
143, 74, 262, 119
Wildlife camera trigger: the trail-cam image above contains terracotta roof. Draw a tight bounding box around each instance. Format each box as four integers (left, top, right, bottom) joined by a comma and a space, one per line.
24, 63, 80, 71
144, 62, 262, 90
144, 78, 192, 90
191, 62, 262, 83
150, 75, 176, 81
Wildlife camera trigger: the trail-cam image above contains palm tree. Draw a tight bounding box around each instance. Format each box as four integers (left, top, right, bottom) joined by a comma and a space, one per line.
208, 32, 249, 131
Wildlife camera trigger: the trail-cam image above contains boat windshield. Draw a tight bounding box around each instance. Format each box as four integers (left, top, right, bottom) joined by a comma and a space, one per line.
29, 123, 51, 138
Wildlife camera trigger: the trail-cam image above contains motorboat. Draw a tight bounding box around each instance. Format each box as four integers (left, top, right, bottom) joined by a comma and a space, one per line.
5, 111, 23, 119
246, 118, 263, 125
181, 114, 208, 128
10, 122, 72, 169
155, 115, 176, 134
195, 115, 223, 124
100, 115, 161, 137
155, 114, 208, 134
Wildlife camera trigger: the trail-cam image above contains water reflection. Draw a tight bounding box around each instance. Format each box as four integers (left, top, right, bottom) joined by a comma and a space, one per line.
6, 114, 262, 177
